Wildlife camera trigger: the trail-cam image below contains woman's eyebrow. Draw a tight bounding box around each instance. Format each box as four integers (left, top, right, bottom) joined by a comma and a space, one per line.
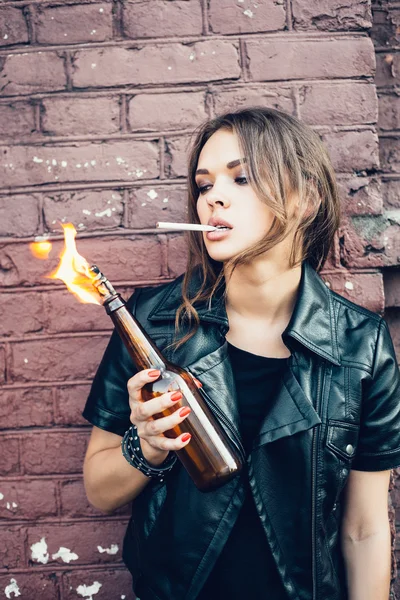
195, 158, 246, 176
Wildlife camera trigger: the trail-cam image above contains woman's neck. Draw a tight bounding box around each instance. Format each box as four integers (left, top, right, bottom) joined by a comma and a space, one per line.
224, 260, 302, 326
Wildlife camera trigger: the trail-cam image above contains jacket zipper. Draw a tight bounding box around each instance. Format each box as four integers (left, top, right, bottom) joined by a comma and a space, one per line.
184, 368, 246, 462
311, 362, 323, 600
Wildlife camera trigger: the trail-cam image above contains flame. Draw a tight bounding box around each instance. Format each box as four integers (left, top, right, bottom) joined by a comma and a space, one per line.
29, 240, 52, 260
31, 223, 100, 305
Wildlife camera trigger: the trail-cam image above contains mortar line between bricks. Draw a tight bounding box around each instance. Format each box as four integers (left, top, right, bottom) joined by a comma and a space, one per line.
119, 92, 128, 134
0, 227, 187, 244
0, 514, 130, 524
0, 75, 377, 102
0, 30, 372, 56
159, 135, 165, 180
0, 330, 112, 343
0, 279, 169, 295
63, 51, 73, 92
0, 78, 376, 103
286, 0, 293, 31
200, 0, 210, 36
0, 564, 130, 576
0, 122, 377, 146
24, 3, 37, 45
0, 179, 189, 195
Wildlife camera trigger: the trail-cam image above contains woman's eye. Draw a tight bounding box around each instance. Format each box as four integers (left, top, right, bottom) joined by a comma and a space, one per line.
197, 184, 211, 195
235, 176, 248, 185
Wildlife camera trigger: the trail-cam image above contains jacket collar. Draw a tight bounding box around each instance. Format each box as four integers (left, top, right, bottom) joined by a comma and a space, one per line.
148, 261, 341, 366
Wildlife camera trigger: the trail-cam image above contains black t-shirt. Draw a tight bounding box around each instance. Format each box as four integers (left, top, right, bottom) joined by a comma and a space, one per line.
198, 342, 289, 599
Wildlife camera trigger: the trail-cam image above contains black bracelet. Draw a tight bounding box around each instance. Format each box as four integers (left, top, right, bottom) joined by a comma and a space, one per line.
121, 424, 177, 481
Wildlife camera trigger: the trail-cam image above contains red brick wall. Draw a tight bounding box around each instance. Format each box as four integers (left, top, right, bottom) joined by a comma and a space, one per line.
0, 1, 398, 598
371, 1, 400, 598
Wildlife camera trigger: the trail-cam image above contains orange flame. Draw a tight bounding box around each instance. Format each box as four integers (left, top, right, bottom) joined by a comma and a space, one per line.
30, 223, 100, 305
29, 240, 52, 260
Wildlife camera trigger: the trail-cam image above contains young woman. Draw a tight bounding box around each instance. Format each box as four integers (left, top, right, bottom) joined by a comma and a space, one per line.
82, 108, 400, 600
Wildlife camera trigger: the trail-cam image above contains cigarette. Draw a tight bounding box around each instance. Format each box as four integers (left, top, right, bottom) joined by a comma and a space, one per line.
156, 222, 217, 232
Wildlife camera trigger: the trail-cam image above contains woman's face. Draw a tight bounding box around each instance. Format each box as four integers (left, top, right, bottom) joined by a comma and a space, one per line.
195, 128, 277, 264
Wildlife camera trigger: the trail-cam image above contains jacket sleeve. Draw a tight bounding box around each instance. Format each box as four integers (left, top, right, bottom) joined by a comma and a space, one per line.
352, 317, 400, 471
82, 288, 142, 437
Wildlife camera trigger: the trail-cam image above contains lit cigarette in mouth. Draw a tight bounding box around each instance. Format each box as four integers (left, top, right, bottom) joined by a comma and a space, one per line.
156, 222, 217, 232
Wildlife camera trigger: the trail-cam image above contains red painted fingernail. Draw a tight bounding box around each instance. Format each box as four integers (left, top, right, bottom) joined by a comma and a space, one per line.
179, 406, 191, 418
148, 369, 160, 377
171, 391, 182, 402
181, 433, 191, 443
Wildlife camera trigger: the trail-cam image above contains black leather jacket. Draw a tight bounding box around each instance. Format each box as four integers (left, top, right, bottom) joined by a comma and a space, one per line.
84, 261, 400, 600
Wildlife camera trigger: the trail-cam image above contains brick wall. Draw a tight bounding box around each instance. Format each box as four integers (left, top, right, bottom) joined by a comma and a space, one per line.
0, 1, 398, 598
371, 1, 400, 598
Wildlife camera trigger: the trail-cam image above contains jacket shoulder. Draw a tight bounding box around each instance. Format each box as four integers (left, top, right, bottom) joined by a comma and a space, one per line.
127, 274, 184, 323
329, 288, 383, 372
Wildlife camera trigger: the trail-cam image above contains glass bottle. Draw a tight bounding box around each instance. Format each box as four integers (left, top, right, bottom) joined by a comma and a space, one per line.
89, 265, 244, 492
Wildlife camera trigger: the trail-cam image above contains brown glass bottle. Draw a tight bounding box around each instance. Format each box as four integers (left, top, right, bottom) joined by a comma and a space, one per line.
89, 266, 244, 492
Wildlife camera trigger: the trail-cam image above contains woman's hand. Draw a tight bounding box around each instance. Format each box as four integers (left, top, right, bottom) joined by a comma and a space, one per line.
127, 369, 195, 467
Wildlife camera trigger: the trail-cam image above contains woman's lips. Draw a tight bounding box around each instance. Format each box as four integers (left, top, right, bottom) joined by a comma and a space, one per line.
206, 227, 232, 241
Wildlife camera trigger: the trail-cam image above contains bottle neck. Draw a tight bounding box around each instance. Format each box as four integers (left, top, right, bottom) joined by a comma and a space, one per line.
103, 293, 167, 372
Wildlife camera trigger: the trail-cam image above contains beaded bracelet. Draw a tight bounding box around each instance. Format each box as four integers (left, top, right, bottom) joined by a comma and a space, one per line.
121, 424, 177, 482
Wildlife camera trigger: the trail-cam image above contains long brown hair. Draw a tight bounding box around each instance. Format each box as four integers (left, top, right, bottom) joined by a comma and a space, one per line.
170, 107, 340, 350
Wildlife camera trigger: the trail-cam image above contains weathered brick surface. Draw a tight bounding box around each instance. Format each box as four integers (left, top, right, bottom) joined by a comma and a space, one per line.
167, 233, 188, 278
63, 569, 134, 600
0, 0, 398, 596
0, 7, 29, 47
41, 96, 120, 136
164, 136, 191, 178
321, 270, 384, 314
0, 528, 25, 569
0, 573, 59, 600
0, 101, 35, 138
123, 0, 203, 38
21, 431, 90, 474
209, 0, 286, 34
60, 478, 131, 518
0, 479, 57, 520
292, 0, 371, 30
129, 90, 207, 132
338, 176, 383, 216
322, 130, 380, 172
0, 52, 67, 97
0, 291, 47, 336
385, 271, 400, 308
298, 82, 377, 126
0, 387, 54, 429
128, 185, 188, 228
56, 384, 92, 426
0, 141, 159, 188
44, 288, 112, 333
378, 93, 400, 131
43, 188, 124, 232
0, 436, 20, 475
10, 335, 109, 383
213, 85, 295, 115
0, 235, 163, 287
36, 3, 113, 45
72, 41, 241, 88
27, 520, 127, 566
0, 194, 40, 237
382, 180, 400, 209
246, 37, 375, 82
380, 137, 400, 173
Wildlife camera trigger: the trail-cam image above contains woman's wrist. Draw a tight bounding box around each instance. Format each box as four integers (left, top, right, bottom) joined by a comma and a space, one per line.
140, 438, 169, 467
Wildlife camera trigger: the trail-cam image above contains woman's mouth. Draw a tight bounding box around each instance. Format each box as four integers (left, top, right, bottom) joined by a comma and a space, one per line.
206, 226, 232, 241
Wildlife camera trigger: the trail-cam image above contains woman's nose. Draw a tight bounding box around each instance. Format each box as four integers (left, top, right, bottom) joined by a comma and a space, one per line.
206, 188, 230, 208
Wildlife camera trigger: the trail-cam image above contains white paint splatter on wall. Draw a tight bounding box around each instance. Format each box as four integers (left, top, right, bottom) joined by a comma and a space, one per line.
76, 581, 102, 600
4, 578, 21, 598
97, 544, 119, 555
52, 547, 79, 563
31, 537, 49, 564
